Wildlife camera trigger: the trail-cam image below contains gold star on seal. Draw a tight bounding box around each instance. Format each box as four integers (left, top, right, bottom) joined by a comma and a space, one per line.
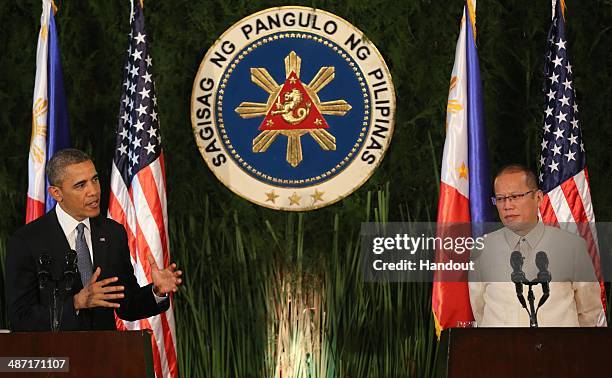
265, 190, 279, 203
289, 192, 301, 205
311, 189, 324, 202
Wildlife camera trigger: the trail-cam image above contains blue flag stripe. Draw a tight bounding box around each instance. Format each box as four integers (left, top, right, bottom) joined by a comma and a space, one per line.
465, 5, 494, 231
45, 9, 71, 212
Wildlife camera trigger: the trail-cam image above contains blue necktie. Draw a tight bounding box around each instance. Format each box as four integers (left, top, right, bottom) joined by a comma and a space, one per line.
75, 223, 93, 285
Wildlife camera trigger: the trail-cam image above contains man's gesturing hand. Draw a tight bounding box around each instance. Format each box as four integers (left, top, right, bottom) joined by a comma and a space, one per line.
73, 267, 124, 310
148, 253, 182, 296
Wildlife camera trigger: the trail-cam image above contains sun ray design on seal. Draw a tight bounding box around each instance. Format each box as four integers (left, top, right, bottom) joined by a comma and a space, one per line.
235, 51, 352, 167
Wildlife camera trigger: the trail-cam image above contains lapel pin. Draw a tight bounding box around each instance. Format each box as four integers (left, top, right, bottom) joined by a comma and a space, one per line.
99, 237, 106, 242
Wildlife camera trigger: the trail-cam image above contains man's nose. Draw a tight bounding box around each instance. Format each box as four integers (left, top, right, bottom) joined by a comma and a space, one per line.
86, 182, 100, 196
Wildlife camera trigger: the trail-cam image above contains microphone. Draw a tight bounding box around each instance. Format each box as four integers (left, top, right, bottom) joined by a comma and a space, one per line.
37, 254, 53, 290
510, 251, 527, 308
535, 251, 551, 307
63, 250, 78, 292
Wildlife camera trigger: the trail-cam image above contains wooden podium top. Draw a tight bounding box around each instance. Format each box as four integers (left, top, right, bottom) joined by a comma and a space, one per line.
0, 330, 154, 378
438, 327, 612, 378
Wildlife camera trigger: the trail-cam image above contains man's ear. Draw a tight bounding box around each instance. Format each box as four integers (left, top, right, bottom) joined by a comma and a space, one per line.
535, 189, 544, 206
48, 185, 62, 202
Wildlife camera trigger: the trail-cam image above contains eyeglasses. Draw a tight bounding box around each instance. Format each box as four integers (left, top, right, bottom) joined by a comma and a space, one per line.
491, 190, 535, 206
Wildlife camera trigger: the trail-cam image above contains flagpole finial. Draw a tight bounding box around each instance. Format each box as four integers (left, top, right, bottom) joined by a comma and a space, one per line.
560, 0, 566, 20
50, 0, 58, 15
466, 0, 477, 40
552, 0, 567, 20
140, 0, 144, 9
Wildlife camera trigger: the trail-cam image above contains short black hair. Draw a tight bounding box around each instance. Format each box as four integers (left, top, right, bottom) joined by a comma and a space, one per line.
46, 149, 92, 186
494, 164, 538, 190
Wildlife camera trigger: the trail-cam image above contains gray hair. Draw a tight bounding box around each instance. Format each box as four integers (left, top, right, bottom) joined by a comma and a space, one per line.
46, 148, 92, 186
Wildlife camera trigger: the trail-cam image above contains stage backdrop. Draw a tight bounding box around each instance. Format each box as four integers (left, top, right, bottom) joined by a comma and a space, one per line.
0, 0, 610, 376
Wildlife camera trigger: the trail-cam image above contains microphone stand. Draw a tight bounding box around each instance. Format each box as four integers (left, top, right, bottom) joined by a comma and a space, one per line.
510, 251, 551, 328
50, 287, 64, 332
38, 251, 78, 332
525, 282, 539, 328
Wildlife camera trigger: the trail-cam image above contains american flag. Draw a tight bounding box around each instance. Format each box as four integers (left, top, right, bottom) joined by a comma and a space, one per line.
538, 0, 605, 314
108, 1, 178, 376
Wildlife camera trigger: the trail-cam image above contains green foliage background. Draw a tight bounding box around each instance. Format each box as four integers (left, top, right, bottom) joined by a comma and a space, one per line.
0, 0, 610, 376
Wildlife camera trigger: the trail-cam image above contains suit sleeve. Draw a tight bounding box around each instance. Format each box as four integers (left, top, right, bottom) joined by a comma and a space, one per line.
5, 234, 80, 331
113, 225, 169, 321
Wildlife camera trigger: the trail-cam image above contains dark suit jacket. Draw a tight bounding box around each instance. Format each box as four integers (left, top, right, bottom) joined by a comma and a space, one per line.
5, 208, 169, 331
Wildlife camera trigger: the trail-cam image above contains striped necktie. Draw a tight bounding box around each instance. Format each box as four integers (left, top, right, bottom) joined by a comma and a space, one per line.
75, 223, 93, 285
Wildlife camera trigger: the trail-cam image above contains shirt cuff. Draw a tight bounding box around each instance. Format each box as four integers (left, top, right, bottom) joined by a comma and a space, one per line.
152, 286, 168, 303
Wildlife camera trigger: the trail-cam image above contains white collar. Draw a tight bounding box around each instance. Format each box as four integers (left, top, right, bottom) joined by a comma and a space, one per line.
55, 203, 91, 236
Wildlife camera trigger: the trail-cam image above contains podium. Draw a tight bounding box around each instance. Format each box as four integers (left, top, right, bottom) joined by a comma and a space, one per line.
437, 328, 612, 377
0, 330, 154, 377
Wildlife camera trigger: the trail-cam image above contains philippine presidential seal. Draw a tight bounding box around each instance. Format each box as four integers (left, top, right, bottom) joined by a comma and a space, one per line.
191, 7, 395, 210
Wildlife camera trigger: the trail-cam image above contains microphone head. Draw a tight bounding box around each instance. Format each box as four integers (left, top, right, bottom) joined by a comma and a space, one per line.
64, 250, 78, 277
65, 250, 77, 265
38, 254, 52, 267
37, 253, 52, 290
535, 251, 549, 271
510, 251, 524, 272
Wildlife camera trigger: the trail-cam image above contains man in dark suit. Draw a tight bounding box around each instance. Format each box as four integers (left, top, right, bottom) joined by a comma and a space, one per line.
5, 148, 182, 331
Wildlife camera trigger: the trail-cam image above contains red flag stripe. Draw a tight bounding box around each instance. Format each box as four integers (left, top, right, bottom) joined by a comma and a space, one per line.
159, 311, 177, 376
140, 310, 171, 376
560, 177, 603, 280
136, 161, 170, 268
539, 194, 559, 226
115, 315, 128, 330
109, 189, 138, 262
154, 155, 171, 267
140, 319, 164, 378
574, 170, 600, 251
575, 169, 595, 220
433, 182, 473, 331
542, 185, 574, 222
25, 197, 45, 224
159, 153, 167, 189
432, 283, 474, 323
109, 164, 138, 261
437, 182, 471, 223
560, 178, 588, 222
131, 176, 162, 281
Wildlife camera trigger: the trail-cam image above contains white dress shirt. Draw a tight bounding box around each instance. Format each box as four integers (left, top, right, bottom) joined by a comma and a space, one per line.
54, 204, 167, 303
469, 223, 605, 327
55, 203, 94, 264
